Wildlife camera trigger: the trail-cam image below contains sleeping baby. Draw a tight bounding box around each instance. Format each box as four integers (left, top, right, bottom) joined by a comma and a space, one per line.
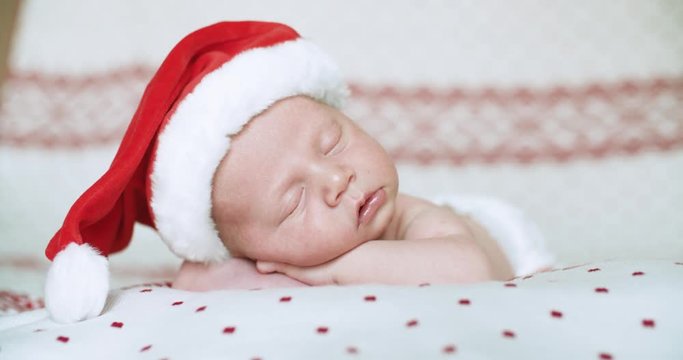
172, 95, 554, 291
44, 21, 554, 323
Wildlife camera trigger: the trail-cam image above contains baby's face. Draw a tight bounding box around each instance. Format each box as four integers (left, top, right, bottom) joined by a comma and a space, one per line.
211, 96, 399, 266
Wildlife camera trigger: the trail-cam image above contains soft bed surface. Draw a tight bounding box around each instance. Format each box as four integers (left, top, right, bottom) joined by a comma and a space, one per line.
0, 260, 681, 359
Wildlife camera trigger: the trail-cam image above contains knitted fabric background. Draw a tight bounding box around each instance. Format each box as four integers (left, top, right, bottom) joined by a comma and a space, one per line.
1, 1, 682, 296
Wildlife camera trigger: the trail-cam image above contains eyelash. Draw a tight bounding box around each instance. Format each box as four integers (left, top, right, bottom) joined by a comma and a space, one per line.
324, 124, 343, 155
287, 187, 305, 217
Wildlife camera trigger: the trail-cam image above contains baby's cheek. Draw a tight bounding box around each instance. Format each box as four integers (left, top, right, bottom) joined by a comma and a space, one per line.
282, 234, 349, 267
239, 235, 313, 266
222, 238, 243, 257
246, 220, 361, 266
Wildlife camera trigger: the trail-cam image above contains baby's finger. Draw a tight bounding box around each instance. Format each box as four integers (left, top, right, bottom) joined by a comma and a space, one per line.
256, 261, 280, 273
257, 260, 337, 285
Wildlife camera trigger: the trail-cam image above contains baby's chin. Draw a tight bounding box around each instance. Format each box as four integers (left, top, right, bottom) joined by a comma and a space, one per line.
366, 196, 397, 240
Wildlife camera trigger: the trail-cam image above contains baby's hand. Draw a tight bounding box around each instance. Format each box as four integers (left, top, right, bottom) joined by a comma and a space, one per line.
256, 254, 350, 286
255, 242, 375, 285
173, 258, 308, 291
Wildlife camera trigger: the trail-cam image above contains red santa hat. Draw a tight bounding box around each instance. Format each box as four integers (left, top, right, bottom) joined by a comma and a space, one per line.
44, 21, 348, 323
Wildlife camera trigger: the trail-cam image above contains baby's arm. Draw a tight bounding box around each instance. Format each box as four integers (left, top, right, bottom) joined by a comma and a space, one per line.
257, 196, 516, 285
258, 235, 497, 285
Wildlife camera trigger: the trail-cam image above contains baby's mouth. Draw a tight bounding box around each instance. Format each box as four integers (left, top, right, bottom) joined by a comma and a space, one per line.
357, 188, 386, 227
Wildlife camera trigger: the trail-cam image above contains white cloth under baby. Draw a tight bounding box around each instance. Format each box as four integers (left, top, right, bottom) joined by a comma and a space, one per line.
432, 194, 556, 277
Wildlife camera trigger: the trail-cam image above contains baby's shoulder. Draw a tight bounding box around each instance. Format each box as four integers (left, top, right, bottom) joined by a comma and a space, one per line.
395, 193, 471, 240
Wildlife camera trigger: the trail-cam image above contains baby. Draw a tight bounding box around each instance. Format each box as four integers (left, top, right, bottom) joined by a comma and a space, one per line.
44, 21, 553, 323
172, 95, 535, 291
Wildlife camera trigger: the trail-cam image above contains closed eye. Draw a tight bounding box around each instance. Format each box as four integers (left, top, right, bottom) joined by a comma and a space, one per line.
286, 186, 305, 218
323, 122, 343, 156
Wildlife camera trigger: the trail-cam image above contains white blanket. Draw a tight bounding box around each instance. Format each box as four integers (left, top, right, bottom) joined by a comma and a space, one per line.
1, 259, 681, 359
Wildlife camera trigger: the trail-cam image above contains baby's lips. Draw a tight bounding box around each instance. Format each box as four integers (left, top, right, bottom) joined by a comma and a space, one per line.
357, 188, 386, 226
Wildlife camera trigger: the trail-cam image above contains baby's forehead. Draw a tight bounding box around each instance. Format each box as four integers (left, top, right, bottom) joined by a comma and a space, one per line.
262, 95, 330, 118
279, 95, 330, 111
234, 96, 337, 142
214, 95, 338, 198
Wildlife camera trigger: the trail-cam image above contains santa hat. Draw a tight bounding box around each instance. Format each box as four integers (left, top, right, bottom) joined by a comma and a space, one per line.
44, 21, 348, 323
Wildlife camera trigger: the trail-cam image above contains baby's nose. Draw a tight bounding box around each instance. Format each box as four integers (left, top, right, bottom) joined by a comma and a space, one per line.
322, 165, 355, 207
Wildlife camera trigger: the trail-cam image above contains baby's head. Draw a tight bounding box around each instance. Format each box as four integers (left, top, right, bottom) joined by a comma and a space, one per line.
212, 95, 398, 266
45, 21, 388, 322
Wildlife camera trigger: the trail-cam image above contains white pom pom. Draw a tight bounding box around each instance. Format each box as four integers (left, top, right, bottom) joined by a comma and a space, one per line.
44, 243, 109, 323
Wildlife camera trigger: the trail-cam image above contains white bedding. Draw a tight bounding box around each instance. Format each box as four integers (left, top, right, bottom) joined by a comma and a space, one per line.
1, 259, 681, 359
